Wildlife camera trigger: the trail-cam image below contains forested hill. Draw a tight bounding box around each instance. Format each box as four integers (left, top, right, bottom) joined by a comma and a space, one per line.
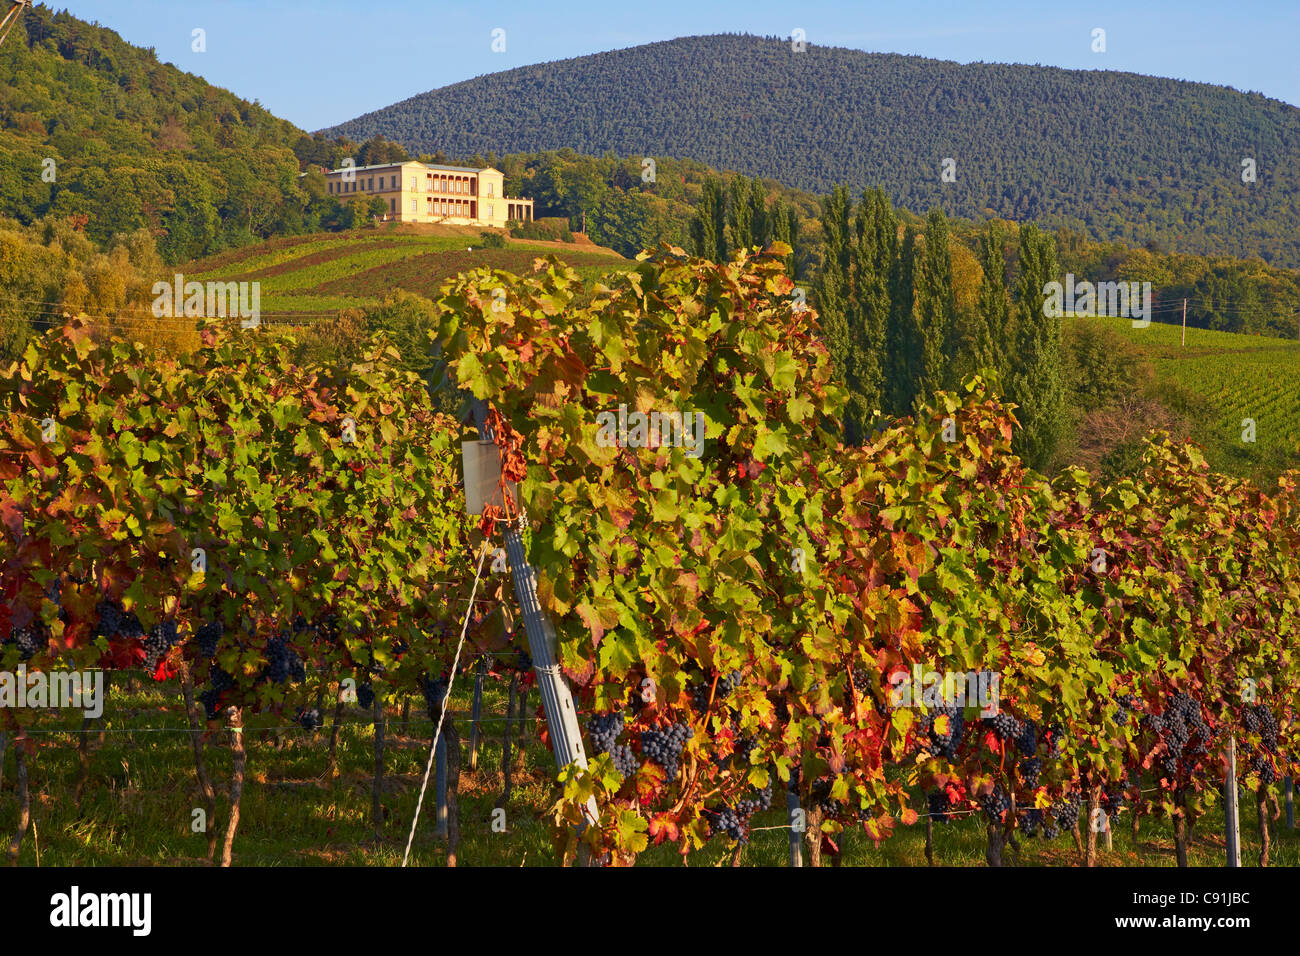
322, 33, 1300, 268
0, 4, 308, 261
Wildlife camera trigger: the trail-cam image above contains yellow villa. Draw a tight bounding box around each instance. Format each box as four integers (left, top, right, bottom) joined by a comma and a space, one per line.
322, 160, 533, 227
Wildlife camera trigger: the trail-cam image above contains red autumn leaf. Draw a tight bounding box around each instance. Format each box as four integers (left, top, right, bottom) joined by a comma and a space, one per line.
636, 761, 666, 801
648, 813, 680, 844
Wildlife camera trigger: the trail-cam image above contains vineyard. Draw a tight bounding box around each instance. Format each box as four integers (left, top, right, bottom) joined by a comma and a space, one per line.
184, 228, 628, 321
1071, 314, 1300, 480
2, 246, 1299, 868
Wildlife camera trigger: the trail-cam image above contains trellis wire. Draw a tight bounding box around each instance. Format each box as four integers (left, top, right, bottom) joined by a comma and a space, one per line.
402, 540, 491, 867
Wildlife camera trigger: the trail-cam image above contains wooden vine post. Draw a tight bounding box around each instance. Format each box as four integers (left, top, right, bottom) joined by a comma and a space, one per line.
434, 731, 449, 839
468, 657, 486, 771
1224, 735, 1241, 867
500, 672, 517, 804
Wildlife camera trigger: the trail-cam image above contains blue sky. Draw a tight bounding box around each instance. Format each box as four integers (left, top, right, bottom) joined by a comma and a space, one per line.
54, 0, 1300, 131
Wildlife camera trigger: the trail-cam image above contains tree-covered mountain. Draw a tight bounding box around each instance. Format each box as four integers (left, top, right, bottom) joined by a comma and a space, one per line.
322, 33, 1300, 268
0, 4, 317, 261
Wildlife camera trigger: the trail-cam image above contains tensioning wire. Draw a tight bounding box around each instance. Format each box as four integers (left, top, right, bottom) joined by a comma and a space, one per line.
402, 539, 493, 867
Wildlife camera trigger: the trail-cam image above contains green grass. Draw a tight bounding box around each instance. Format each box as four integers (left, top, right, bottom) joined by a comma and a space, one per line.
3, 674, 1295, 867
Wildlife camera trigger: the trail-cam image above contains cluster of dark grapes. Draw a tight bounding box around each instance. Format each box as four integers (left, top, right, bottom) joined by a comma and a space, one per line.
806, 776, 848, 819
610, 745, 639, 778
198, 667, 234, 719
515, 648, 532, 671
1244, 703, 1280, 742
587, 713, 640, 777
297, 707, 322, 731
729, 734, 758, 768
1113, 693, 1139, 723
195, 620, 222, 658
1018, 756, 1042, 787
1101, 788, 1124, 816
705, 805, 747, 843
263, 635, 305, 684
1023, 808, 1043, 836
980, 786, 1010, 822
1015, 720, 1038, 757
588, 713, 625, 753
93, 600, 144, 640
921, 705, 965, 760
1245, 704, 1281, 784
737, 783, 773, 816
142, 620, 180, 669
1144, 692, 1214, 780
1052, 791, 1082, 832
927, 789, 951, 823
690, 670, 743, 711
1250, 755, 1278, 785
2, 625, 46, 661
640, 723, 692, 781
707, 781, 774, 844
718, 670, 742, 696
987, 712, 1023, 743
357, 682, 375, 709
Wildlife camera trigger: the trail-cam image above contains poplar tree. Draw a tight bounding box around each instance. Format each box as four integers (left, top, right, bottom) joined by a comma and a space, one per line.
845, 187, 897, 439
813, 186, 852, 424
747, 177, 768, 248
689, 177, 727, 262
911, 207, 958, 409
1006, 224, 1065, 469
727, 176, 754, 251
769, 196, 796, 276
885, 225, 920, 416
971, 222, 1007, 383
